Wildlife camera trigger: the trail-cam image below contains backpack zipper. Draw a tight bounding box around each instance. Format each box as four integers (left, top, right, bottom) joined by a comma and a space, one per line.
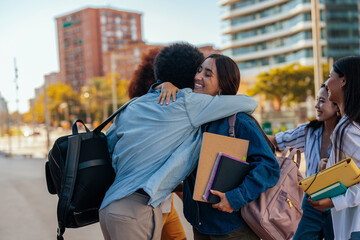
286, 198, 302, 216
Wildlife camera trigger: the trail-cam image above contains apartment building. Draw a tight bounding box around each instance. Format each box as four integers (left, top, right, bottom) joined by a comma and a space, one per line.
220, 0, 360, 86
56, 7, 142, 91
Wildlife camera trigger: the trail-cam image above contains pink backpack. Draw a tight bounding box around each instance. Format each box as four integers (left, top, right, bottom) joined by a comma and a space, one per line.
228, 115, 304, 240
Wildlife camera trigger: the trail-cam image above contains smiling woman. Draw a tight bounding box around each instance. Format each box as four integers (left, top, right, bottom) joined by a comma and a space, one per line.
317, 56, 360, 240
268, 83, 340, 239
194, 54, 240, 96
156, 53, 279, 239
194, 58, 220, 96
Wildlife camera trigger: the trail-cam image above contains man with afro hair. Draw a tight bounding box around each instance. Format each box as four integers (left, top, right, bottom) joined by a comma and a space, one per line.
99, 42, 257, 240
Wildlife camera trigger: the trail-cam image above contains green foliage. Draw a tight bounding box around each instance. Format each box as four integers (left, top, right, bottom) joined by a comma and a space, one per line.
82, 75, 130, 123
247, 63, 329, 110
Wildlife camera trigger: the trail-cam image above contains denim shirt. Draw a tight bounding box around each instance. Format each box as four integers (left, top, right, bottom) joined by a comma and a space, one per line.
100, 88, 257, 209
183, 113, 280, 235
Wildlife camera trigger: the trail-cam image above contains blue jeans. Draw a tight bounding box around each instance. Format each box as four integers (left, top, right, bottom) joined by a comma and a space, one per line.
293, 194, 334, 240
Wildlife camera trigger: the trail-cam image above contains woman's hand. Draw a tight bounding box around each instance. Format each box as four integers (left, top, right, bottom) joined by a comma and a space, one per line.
308, 197, 334, 211
173, 182, 183, 201
318, 158, 328, 171
157, 82, 179, 105
210, 190, 234, 213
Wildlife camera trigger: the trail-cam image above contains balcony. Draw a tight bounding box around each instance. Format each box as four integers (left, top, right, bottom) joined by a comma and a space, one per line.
221, 0, 289, 20
222, 21, 326, 50
219, 0, 240, 6
232, 39, 327, 62
222, 2, 321, 34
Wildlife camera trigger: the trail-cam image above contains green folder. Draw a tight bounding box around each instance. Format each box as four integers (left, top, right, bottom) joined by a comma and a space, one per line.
310, 182, 347, 201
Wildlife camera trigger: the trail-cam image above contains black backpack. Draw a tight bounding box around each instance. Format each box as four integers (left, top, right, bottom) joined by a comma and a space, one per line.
45, 99, 134, 240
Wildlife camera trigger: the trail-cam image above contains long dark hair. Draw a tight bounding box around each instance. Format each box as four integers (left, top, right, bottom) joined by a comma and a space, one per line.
306, 83, 340, 134
205, 54, 240, 95
332, 56, 360, 160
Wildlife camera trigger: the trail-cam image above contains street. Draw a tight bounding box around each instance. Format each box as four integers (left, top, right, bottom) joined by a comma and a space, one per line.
0, 133, 305, 240
0, 153, 193, 240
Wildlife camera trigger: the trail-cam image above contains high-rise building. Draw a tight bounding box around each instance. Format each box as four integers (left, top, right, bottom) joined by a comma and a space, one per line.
56, 7, 142, 91
220, 0, 360, 87
324, 0, 360, 59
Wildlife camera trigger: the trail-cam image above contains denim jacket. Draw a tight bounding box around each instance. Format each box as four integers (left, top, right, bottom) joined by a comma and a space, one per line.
100, 89, 257, 210
183, 113, 280, 235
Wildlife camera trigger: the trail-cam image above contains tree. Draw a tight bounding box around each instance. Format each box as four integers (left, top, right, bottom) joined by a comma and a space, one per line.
28, 83, 79, 125
83, 74, 130, 123
247, 63, 329, 111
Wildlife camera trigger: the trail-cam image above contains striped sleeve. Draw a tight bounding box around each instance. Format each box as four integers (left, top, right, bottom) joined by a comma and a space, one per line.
275, 123, 308, 152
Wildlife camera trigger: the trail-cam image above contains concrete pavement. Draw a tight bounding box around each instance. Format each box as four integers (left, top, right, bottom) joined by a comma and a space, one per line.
0, 154, 193, 240
0, 133, 306, 239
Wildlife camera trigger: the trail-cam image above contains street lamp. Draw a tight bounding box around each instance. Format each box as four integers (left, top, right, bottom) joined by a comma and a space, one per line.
83, 91, 91, 124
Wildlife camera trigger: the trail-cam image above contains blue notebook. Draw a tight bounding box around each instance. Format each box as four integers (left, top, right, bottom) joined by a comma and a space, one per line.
310, 181, 347, 201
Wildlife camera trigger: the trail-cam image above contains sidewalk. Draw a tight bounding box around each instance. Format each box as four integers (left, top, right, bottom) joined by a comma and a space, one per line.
0, 134, 305, 240
0, 153, 193, 240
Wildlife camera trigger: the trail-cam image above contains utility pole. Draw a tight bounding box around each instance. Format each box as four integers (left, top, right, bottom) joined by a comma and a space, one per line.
14, 58, 21, 148
44, 83, 51, 155
311, 0, 323, 97
111, 53, 118, 113
5, 101, 12, 157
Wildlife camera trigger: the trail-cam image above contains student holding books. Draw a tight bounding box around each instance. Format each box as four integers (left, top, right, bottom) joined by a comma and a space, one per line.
308, 56, 360, 240
158, 54, 280, 239
269, 83, 340, 240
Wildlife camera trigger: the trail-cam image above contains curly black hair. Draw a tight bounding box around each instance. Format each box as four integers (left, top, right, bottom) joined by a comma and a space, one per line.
154, 42, 204, 89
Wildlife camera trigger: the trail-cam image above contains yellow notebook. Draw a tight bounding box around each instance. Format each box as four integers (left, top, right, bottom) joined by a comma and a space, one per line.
298, 158, 360, 195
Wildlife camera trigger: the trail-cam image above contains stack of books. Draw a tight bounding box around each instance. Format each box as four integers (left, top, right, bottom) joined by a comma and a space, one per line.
203, 152, 250, 203
298, 158, 360, 201
193, 132, 249, 202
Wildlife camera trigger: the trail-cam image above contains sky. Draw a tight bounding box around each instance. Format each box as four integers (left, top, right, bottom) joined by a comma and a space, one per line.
0, 0, 222, 113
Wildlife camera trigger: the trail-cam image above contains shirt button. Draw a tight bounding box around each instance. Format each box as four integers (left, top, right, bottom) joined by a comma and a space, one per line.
199, 222, 202, 226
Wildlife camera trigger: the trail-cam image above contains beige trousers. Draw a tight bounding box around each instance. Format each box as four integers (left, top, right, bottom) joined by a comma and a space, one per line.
99, 192, 163, 240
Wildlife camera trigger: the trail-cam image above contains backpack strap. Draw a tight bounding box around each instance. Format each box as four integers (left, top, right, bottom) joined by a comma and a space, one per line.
228, 114, 237, 138
93, 97, 137, 134
228, 113, 276, 154
56, 134, 82, 240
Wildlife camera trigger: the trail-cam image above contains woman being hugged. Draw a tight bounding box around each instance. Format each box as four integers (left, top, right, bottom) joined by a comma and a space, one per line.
160, 54, 280, 240
309, 56, 360, 240
269, 83, 340, 240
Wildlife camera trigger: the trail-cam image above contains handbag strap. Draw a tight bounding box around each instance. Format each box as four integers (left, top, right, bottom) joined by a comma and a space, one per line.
56, 135, 82, 240
93, 98, 137, 134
